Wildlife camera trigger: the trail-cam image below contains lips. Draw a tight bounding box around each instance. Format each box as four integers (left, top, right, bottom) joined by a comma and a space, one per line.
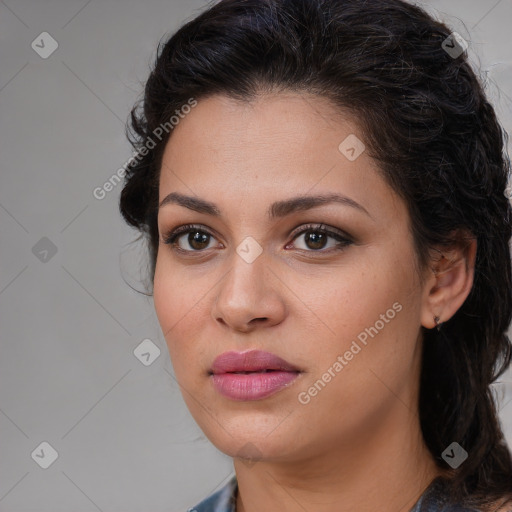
210, 350, 300, 374
209, 350, 302, 401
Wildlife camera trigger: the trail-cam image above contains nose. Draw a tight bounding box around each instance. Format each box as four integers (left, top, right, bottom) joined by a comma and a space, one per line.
211, 248, 287, 333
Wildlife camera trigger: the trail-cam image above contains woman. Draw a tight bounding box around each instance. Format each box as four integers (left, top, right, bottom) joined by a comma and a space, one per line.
119, 0, 512, 510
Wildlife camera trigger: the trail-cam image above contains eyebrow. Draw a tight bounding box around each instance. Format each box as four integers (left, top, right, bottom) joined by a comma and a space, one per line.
159, 191, 371, 219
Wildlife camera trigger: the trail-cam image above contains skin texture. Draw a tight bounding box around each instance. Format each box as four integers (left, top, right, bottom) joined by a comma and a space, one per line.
153, 92, 476, 512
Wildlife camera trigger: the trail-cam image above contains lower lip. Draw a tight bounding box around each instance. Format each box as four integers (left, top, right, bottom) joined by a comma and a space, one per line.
211, 371, 300, 401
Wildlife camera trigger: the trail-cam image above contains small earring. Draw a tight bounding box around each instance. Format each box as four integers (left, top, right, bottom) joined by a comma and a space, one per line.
434, 316, 441, 331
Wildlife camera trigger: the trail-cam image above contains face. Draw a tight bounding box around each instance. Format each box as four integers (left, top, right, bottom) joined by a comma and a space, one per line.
154, 92, 428, 464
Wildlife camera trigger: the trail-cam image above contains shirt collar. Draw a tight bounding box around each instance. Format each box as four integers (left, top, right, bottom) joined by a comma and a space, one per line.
190, 474, 479, 512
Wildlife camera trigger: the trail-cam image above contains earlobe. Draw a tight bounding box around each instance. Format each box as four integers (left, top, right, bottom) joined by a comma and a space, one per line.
420, 235, 477, 330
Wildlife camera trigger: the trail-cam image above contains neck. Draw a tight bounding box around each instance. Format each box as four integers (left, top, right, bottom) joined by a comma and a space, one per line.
234, 405, 447, 512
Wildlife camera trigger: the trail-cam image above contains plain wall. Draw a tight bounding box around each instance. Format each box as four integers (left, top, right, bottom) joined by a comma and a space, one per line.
1, 0, 511, 510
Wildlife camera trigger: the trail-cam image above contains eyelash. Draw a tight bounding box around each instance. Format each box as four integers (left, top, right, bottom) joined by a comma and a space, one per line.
161, 223, 353, 255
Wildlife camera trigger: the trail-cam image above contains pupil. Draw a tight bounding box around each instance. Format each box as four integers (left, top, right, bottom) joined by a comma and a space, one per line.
189, 231, 209, 250
307, 231, 326, 250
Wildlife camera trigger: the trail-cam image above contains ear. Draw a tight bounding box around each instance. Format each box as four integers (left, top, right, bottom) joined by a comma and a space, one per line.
420, 232, 477, 329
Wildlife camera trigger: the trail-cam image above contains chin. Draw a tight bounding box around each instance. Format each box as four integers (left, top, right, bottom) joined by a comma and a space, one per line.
203, 416, 300, 461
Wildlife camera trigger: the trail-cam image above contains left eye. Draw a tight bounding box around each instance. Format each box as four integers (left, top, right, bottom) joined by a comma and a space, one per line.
289, 224, 352, 252
161, 223, 352, 254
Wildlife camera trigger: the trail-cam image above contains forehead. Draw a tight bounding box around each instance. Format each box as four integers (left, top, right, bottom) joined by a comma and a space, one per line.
160, 93, 360, 181
158, 92, 403, 223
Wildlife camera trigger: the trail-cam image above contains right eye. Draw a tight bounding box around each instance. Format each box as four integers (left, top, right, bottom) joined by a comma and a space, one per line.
161, 224, 221, 253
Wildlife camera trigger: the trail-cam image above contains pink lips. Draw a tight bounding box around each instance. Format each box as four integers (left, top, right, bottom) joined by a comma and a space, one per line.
209, 350, 301, 401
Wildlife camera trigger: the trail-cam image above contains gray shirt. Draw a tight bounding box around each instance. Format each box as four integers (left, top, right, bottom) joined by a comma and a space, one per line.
188, 475, 481, 511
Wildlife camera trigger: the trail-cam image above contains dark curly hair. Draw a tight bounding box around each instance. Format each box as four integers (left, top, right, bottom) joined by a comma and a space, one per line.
119, 0, 512, 508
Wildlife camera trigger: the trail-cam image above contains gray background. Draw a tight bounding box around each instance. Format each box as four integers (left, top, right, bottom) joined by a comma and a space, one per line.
1, 1, 511, 510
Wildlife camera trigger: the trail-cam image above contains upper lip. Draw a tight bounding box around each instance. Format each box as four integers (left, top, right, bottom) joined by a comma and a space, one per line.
210, 350, 301, 374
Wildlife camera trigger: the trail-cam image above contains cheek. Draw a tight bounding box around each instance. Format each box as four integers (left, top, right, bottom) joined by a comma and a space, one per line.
299, 263, 406, 347
300, 249, 421, 381
153, 259, 176, 337
153, 257, 212, 378
153, 258, 191, 359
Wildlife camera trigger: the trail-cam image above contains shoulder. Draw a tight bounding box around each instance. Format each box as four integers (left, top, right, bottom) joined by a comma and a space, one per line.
412, 478, 512, 512
186, 475, 238, 512
410, 479, 482, 512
